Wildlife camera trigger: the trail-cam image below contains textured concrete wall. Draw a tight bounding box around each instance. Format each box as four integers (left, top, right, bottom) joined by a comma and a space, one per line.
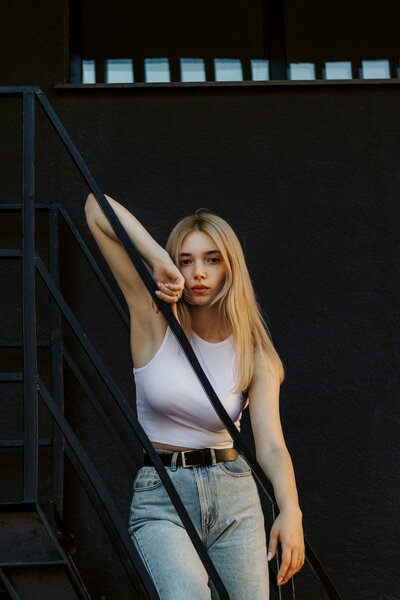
0, 2, 399, 599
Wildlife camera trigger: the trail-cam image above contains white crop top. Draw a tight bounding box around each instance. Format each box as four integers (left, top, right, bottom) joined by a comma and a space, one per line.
133, 326, 249, 449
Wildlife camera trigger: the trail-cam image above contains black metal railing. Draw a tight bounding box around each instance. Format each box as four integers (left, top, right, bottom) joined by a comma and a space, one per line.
0, 86, 342, 600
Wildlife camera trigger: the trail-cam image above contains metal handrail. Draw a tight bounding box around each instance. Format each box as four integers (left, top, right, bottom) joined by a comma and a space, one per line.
38, 376, 159, 599
0, 86, 343, 599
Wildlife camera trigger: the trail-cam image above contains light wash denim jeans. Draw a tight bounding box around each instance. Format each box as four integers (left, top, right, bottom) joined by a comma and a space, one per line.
128, 449, 269, 599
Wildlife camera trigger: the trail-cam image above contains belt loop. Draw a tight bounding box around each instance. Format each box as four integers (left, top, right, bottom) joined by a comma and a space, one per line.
170, 451, 179, 471
210, 448, 217, 466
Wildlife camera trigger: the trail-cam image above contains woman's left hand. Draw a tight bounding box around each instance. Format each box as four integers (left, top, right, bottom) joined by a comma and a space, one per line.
267, 507, 305, 586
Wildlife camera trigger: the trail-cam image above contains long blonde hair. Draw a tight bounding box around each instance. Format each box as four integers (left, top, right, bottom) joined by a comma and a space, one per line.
165, 210, 285, 393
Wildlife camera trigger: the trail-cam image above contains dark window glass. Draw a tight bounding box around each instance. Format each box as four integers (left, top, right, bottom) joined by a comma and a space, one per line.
72, 0, 400, 83
78, 0, 268, 83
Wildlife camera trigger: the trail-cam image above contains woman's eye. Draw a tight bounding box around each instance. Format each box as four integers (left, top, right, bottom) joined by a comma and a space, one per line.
207, 257, 221, 263
180, 259, 191, 266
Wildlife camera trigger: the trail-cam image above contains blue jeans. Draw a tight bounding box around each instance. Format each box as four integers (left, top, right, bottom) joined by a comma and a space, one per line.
128, 449, 269, 599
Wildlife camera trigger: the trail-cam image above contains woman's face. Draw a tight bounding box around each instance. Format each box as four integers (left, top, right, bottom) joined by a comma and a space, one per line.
179, 230, 226, 305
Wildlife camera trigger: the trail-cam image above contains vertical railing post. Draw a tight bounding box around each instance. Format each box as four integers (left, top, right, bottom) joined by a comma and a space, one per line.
49, 206, 65, 515
69, 0, 82, 83
22, 91, 38, 502
265, 0, 288, 80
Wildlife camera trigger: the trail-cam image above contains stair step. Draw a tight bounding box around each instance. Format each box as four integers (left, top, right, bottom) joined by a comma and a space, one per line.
0, 509, 64, 565
0, 505, 91, 599
5, 566, 80, 599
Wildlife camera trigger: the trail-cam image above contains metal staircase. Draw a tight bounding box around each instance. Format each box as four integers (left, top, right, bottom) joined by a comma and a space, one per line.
0, 199, 157, 599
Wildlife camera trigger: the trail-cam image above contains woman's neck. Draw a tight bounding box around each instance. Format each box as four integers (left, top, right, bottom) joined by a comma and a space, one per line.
189, 304, 229, 341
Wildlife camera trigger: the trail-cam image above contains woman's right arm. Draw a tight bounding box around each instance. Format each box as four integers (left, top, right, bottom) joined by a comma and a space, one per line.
84, 193, 184, 331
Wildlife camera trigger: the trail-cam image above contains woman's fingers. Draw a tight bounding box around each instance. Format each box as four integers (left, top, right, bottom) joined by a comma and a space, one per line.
278, 549, 299, 585
277, 546, 305, 585
268, 510, 305, 586
155, 281, 184, 303
277, 547, 292, 585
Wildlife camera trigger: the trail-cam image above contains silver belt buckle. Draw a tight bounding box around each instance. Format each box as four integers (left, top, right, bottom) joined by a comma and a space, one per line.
181, 450, 200, 468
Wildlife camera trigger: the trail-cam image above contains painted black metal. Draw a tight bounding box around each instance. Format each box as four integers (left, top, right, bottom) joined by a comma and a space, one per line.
0, 568, 20, 600
35, 254, 230, 599
35, 503, 91, 600
2, 561, 67, 568
0, 506, 63, 565
69, 0, 82, 84
49, 206, 65, 517
22, 92, 38, 503
38, 377, 160, 600
0, 503, 91, 599
55, 79, 400, 89
0, 203, 51, 210
0, 249, 21, 257
0, 341, 49, 348
0, 439, 52, 448
0, 86, 41, 94
62, 345, 136, 471
266, 0, 287, 79
303, 537, 342, 600
0, 373, 23, 382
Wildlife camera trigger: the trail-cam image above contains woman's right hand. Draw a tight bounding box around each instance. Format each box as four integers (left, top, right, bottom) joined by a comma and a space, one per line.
152, 259, 185, 310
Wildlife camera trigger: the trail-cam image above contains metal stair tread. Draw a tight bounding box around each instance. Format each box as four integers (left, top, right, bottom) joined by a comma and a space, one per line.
0, 509, 64, 564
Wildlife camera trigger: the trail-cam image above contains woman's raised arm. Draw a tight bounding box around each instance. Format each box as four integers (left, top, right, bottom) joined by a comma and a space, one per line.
84, 193, 184, 330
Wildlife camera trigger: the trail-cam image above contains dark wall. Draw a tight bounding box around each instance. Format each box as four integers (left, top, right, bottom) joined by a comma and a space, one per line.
1, 2, 399, 600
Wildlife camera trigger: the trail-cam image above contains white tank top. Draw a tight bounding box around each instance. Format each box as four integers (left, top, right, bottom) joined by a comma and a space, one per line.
133, 326, 249, 449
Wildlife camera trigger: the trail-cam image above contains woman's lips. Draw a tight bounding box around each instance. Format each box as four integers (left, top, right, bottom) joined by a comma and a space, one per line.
191, 286, 209, 293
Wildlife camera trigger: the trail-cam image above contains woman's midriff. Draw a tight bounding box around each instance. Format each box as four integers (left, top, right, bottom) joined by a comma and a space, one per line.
152, 441, 198, 451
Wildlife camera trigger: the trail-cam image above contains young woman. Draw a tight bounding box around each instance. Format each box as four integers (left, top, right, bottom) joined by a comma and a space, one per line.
85, 193, 305, 599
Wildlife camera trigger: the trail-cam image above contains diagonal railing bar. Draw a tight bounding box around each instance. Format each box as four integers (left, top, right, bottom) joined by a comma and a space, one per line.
57, 205, 130, 329
37, 376, 159, 600
0, 568, 20, 600
34, 88, 342, 599
34, 502, 91, 599
62, 344, 136, 471
0, 201, 129, 329
35, 253, 230, 599
303, 538, 342, 600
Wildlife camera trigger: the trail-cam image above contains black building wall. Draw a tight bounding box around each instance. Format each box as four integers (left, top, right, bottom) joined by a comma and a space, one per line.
0, 2, 399, 599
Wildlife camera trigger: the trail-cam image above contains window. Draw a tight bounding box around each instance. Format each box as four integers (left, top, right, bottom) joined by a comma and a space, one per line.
71, 0, 400, 84
74, 0, 269, 83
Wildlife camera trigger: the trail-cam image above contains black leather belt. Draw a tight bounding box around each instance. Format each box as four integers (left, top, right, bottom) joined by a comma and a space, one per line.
143, 447, 238, 468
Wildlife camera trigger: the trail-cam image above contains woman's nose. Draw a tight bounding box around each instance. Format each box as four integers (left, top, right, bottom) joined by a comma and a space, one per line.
193, 260, 206, 279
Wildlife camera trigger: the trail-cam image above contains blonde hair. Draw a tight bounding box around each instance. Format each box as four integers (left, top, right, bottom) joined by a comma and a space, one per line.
165, 210, 285, 394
